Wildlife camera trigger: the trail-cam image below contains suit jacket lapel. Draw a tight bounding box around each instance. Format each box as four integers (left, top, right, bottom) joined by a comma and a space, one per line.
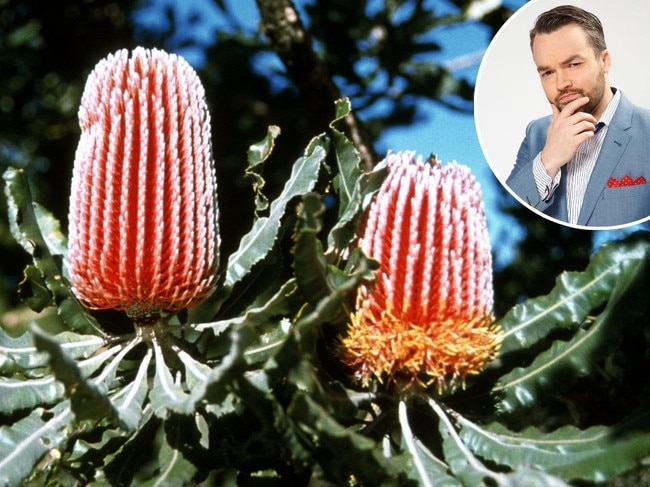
577, 94, 633, 225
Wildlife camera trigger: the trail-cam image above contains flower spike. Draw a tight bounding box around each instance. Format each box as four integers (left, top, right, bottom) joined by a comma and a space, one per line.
67, 47, 219, 322
339, 151, 501, 392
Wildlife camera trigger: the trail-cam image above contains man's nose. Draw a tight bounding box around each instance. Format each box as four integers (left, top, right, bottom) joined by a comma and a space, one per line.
556, 70, 572, 91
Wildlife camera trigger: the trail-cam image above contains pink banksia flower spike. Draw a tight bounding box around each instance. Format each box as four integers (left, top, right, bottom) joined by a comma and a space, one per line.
339, 151, 501, 393
67, 47, 219, 323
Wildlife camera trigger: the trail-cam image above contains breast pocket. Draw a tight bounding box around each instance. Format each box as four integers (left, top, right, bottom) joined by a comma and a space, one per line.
602, 183, 649, 200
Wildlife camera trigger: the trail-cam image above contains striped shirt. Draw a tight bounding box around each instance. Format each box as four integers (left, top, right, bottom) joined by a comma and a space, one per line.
533, 89, 621, 224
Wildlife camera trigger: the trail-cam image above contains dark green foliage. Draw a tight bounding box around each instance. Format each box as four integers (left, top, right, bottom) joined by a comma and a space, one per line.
4, 101, 650, 485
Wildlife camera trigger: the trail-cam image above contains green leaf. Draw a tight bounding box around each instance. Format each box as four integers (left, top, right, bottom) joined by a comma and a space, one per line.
0, 374, 64, 414
0, 326, 104, 374
3, 167, 104, 336
398, 401, 460, 487
19, 264, 53, 311
494, 233, 650, 412
456, 408, 650, 483
150, 323, 252, 418
289, 393, 405, 485
266, 252, 376, 397
136, 416, 198, 487
498, 233, 650, 355
34, 201, 68, 265
0, 401, 74, 487
225, 134, 328, 289
0, 329, 110, 415
245, 125, 281, 215
149, 339, 194, 418
326, 157, 387, 257
293, 192, 351, 324
112, 348, 152, 432
195, 279, 297, 368
234, 373, 314, 470
194, 279, 297, 336
430, 399, 507, 486
329, 97, 362, 216
102, 412, 161, 486
32, 326, 123, 426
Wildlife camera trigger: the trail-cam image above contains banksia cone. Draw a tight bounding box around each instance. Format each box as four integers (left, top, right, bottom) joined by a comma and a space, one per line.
68, 47, 219, 321
339, 151, 501, 392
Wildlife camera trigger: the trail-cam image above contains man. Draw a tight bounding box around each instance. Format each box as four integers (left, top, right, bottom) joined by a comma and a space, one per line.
507, 5, 650, 227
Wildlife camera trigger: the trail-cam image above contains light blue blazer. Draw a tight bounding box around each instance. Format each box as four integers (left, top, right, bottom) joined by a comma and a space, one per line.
507, 91, 650, 227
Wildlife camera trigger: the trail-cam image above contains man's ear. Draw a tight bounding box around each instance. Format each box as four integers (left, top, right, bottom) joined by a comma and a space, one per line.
601, 49, 611, 72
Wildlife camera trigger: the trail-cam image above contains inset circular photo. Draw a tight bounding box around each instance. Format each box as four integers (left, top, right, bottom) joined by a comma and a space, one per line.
475, 0, 650, 229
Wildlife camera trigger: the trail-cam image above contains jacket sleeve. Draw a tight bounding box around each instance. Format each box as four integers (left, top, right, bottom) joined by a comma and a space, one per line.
506, 119, 555, 211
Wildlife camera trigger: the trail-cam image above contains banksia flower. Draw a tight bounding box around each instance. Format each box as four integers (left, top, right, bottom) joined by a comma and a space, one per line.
67, 47, 219, 322
339, 151, 501, 392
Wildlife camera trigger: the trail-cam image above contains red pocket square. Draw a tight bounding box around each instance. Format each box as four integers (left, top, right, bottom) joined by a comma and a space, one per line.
607, 175, 647, 188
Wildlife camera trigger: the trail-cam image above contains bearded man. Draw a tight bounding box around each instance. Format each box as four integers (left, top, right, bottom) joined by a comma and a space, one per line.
507, 5, 650, 227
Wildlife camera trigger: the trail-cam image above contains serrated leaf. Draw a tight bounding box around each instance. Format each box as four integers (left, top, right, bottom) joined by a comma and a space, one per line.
430, 399, 508, 486
498, 232, 650, 354
267, 253, 376, 390
150, 324, 251, 418
262, 254, 377, 426
329, 97, 362, 216
246, 125, 281, 215
225, 135, 328, 289
0, 374, 64, 414
290, 393, 404, 485
113, 348, 152, 432
33, 202, 68, 263
455, 407, 650, 483
0, 327, 104, 374
0, 330, 111, 415
19, 264, 53, 312
293, 193, 351, 324
149, 339, 193, 418
494, 234, 650, 412
0, 401, 74, 487
136, 416, 198, 487
327, 157, 387, 257
3, 167, 104, 336
194, 279, 297, 336
103, 411, 161, 486
32, 326, 123, 426
398, 401, 460, 487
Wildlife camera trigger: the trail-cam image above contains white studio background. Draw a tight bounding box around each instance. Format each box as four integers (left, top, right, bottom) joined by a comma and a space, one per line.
475, 0, 650, 185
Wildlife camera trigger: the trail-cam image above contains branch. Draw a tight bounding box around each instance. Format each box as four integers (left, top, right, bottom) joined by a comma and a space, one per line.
255, 0, 376, 170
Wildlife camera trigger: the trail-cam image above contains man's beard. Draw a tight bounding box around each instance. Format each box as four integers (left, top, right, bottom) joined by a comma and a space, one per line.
554, 71, 606, 114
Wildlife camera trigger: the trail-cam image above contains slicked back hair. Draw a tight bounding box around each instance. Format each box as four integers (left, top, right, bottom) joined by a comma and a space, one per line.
530, 5, 607, 57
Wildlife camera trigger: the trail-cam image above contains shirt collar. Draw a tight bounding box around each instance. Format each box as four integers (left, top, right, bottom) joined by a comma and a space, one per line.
598, 87, 621, 128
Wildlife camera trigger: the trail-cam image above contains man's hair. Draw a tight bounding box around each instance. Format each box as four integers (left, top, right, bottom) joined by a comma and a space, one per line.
530, 5, 607, 55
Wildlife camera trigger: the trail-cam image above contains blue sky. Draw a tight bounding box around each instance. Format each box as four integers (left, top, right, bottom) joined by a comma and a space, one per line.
131, 0, 647, 267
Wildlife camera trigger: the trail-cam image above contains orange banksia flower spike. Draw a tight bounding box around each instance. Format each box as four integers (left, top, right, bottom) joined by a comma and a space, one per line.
68, 47, 219, 323
339, 151, 501, 392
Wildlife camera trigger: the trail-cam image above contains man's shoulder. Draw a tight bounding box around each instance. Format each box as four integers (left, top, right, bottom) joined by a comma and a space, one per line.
525, 114, 552, 136
619, 92, 650, 125
633, 104, 650, 123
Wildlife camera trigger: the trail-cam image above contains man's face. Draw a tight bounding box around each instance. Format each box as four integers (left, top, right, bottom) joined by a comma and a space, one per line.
532, 23, 611, 116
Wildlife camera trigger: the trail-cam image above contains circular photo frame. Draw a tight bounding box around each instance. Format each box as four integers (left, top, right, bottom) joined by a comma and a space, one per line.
475, 0, 650, 229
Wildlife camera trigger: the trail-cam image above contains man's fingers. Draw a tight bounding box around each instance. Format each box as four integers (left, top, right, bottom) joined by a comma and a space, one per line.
561, 95, 590, 115
551, 102, 560, 116
570, 110, 598, 126
573, 120, 597, 135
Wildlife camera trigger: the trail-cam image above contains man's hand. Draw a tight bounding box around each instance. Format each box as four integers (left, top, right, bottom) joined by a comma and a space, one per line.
540, 96, 598, 178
